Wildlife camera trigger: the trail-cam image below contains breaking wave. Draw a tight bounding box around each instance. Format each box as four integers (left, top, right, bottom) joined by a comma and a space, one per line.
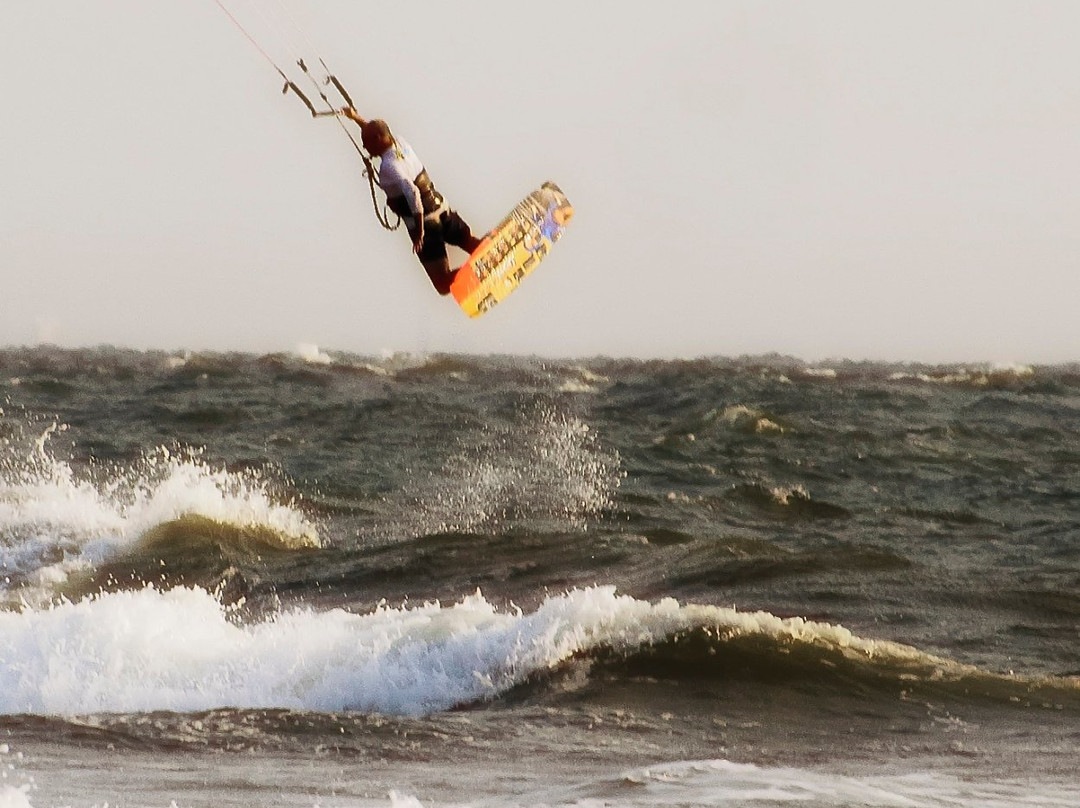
1, 585, 1075, 717
0, 415, 319, 604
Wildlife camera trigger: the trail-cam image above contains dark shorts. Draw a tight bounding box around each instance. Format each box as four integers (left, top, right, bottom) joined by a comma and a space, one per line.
417, 209, 480, 294
417, 209, 476, 263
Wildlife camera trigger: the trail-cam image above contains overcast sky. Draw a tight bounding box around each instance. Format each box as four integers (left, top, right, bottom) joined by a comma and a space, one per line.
3, 1, 1079, 362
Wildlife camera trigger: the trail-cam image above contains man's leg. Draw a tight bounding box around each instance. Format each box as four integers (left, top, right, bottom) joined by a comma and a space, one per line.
421, 257, 456, 296
417, 216, 456, 295
442, 210, 483, 254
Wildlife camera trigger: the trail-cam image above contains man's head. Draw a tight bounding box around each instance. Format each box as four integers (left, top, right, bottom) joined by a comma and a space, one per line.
361, 119, 394, 156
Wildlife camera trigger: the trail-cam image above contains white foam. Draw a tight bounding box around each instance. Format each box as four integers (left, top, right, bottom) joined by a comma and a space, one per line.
557, 366, 610, 394
294, 343, 332, 365
0, 744, 33, 808
0, 585, 964, 717
387, 792, 426, 808
0, 786, 33, 808
165, 353, 190, 370
802, 367, 838, 379
889, 363, 1035, 386
1, 435, 319, 597
769, 484, 811, 506
557, 380, 600, 394
721, 406, 784, 434
989, 361, 1035, 377
605, 759, 1080, 808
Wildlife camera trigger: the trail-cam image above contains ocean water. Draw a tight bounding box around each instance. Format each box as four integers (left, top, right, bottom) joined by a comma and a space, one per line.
1, 346, 1079, 807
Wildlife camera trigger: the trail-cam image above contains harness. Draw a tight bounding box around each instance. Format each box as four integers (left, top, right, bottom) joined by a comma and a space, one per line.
385, 170, 446, 222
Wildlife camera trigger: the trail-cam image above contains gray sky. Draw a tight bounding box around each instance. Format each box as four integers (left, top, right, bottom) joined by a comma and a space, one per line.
3, 1, 1079, 362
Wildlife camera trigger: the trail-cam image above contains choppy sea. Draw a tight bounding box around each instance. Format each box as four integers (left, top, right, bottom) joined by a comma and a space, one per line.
1, 345, 1079, 808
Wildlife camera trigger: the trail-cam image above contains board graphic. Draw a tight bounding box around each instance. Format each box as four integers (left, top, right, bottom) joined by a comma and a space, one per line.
450, 182, 573, 318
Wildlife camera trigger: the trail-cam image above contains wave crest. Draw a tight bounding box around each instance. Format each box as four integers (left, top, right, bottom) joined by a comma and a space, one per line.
2, 586, 1075, 717
1, 416, 319, 602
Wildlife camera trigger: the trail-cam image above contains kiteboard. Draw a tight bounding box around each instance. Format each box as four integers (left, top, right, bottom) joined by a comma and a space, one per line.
450, 182, 573, 318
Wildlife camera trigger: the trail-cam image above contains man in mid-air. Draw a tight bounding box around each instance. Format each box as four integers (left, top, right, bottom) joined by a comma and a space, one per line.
343, 108, 483, 295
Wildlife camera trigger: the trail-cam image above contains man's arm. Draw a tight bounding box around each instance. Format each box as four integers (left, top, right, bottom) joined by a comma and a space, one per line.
380, 157, 426, 253
405, 186, 425, 254
342, 107, 367, 126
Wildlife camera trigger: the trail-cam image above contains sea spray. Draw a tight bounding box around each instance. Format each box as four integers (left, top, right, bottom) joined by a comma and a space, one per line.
404, 402, 623, 535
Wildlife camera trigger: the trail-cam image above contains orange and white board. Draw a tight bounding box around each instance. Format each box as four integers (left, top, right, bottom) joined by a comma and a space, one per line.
450, 182, 573, 318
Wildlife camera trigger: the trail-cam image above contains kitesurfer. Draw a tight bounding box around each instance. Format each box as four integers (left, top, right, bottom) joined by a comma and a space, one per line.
343, 108, 482, 295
